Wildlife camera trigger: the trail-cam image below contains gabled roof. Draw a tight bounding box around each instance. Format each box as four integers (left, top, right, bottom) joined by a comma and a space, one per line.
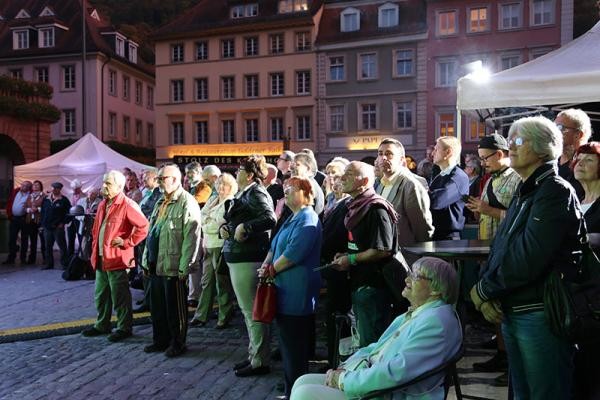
316, 0, 427, 45
153, 0, 324, 41
0, 0, 153, 77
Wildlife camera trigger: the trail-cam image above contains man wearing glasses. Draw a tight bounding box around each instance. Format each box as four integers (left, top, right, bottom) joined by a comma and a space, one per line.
555, 108, 592, 199
142, 163, 202, 357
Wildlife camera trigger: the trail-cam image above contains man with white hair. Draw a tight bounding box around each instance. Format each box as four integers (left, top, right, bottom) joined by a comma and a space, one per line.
332, 161, 398, 346
143, 163, 201, 357
82, 170, 149, 342
430, 136, 469, 240
264, 163, 284, 207
555, 108, 592, 199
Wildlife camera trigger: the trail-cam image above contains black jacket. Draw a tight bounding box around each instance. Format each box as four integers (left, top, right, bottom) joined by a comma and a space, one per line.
222, 183, 276, 263
476, 162, 583, 314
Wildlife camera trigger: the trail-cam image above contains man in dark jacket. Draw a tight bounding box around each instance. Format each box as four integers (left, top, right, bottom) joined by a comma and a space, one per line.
470, 116, 582, 400
40, 182, 71, 270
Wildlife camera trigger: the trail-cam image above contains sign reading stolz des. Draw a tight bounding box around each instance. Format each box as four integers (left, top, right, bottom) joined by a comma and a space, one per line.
173, 155, 279, 171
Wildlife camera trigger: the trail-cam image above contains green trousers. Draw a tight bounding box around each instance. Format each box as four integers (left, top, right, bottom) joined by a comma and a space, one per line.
194, 247, 234, 323
94, 266, 133, 333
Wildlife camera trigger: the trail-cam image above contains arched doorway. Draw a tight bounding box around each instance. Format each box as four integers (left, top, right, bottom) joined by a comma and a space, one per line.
0, 134, 25, 207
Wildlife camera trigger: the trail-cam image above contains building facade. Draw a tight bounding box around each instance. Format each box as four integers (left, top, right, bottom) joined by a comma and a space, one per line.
153, 0, 323, 169
0, 0, 156, 149
426, 0, 573, 152
315, 0, 428, 165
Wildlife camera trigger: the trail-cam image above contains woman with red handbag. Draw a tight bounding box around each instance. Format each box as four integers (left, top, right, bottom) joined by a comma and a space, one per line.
259, 177, 322, 398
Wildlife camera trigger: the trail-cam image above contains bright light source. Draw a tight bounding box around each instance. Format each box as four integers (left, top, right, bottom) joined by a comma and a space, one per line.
463, 60, 490, 83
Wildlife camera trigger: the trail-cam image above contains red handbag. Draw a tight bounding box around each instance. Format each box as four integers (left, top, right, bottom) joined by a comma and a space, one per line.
252, 266, 277, 323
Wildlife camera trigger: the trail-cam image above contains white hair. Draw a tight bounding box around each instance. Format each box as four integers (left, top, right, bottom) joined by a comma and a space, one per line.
557, 108, 592, 142
509, 116, 563, 161
104, 170, 126, 189
202, 165, 221, 178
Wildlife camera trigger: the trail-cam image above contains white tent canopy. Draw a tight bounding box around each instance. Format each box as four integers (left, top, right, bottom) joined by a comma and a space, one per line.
14, 133, 153, 194
457, 21, 600, 111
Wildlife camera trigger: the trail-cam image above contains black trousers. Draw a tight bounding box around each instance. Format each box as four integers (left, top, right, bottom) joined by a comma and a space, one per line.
277, 313, 312, 397
8, 216, 27, 261
148, 273, 188, 350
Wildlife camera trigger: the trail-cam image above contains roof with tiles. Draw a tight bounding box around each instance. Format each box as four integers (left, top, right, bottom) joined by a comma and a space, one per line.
0, 0, 153, 76
153, 0, 324, 40
316, 0, 427, 45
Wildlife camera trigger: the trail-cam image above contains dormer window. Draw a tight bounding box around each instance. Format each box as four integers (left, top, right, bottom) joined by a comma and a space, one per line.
12, 30, 29, 50
279, 0, 308, 13
39, 27, 55, 48
129, 43, 138, 63
341, 8, 360, 32
116, 36, 125, 56
378, 3, 399, 27
15, 9, 31, 19
39, 6, 55, 17
231, 3, 258, 19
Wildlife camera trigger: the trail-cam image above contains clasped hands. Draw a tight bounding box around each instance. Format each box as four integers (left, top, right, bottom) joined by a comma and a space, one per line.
469, 286, 503, 325
325, 368, 345, 390
257, 263, 276, 278
331, 253, 351, 271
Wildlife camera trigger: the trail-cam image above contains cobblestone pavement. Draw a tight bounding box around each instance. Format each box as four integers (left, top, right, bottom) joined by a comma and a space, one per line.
0, 259, 507, 400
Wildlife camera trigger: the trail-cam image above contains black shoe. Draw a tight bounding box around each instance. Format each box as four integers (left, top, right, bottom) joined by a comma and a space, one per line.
233, 359, 251, 371
474, 335, 498, 350
41, 265, 54, 270
144, 343, 169, 353
235, 365, 270, 377
107, 330, 132, 342
165, 345, 187, 358
189, 318, 207, 327
493, 371, 509, 387
133, 305, 149, 313
187, 299, 198, 308
82, 327, 109, 337
472, 351, 508, 372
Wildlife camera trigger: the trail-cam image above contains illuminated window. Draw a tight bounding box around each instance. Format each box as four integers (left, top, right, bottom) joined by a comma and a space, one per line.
437, 10, 457, 36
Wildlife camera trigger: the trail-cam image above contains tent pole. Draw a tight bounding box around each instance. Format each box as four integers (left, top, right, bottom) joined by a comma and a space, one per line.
456, 105, 462, 142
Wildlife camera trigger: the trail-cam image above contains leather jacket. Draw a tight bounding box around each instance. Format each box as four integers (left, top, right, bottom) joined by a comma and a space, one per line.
222, 182, 276, 263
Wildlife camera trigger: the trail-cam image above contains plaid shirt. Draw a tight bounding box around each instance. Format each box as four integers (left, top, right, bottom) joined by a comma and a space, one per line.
479, 167, 521, 240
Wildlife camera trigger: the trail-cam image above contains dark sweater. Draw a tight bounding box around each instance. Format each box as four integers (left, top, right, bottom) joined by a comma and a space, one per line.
429, 166, 469, 240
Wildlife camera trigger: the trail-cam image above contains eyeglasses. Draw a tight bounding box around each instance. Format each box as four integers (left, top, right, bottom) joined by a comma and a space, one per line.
556, 124, 580, 133
479, 152, 497, 162
157, 176, 175, 181
278, 157, 290, 162
408, 271, 432, 282
283, 186, 299, 195
508, 137, 526, 147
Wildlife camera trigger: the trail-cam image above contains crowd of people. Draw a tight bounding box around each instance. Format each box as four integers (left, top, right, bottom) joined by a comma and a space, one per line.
4, 108, 599, 399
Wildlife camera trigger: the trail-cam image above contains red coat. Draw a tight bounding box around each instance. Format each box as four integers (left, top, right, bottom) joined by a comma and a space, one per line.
91, 192, 149, 271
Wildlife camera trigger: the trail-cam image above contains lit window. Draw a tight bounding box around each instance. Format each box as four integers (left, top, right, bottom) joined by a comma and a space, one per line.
172, 122, 184, 145
468, 7, 488, 32
329, 105, 345, 132
438, 112, 455, 137
279, 0, 308, 13
468, 118, 487, 141
329, 56, 345, 81
437, 10, 457, 36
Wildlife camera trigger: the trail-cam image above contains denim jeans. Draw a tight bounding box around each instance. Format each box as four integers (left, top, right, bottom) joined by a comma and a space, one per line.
501, 311, 573, 400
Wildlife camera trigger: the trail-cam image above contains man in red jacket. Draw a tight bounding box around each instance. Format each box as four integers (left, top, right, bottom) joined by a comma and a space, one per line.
82, 170, 149, 342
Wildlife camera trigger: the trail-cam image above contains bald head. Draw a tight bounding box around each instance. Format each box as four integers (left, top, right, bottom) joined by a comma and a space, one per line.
341, 161, 375, 198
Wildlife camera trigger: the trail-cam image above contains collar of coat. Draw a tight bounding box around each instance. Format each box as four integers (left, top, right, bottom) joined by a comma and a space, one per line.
518, 161, 557, 197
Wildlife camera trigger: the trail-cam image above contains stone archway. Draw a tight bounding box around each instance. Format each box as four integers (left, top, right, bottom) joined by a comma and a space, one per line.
0, 134, 26, 207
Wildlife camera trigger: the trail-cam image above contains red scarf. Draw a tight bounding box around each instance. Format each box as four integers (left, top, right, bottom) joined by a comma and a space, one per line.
344, 188, 398, 231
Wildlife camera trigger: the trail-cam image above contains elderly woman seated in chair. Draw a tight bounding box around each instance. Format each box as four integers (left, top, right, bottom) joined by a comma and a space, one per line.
291, 257, 462, 400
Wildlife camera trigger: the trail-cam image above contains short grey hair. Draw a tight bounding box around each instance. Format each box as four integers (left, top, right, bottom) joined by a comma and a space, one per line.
202, 165, 221, 178
412, 257, 458, 304
509, 116, 562, 162
185, 161, 202, 173
294, 153, 318, 177
104, 170, 126, 190
326, 157, 350, 172
557, 108, 592, 142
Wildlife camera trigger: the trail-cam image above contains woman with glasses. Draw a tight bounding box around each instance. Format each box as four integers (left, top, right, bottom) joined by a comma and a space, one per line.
291, 257, 461, 400
221, 155, 276, 377
259, 177, 322, 398
471, 116, 582, 400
